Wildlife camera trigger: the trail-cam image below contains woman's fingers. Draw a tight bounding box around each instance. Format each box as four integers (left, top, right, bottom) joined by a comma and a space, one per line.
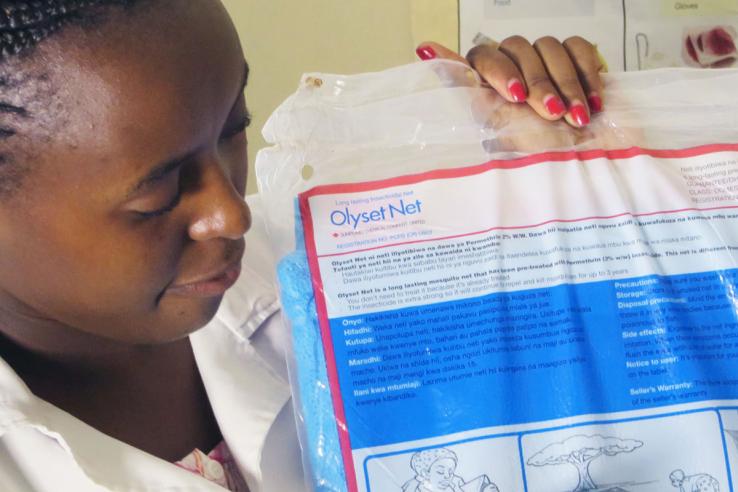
416, 41, 480, 87
466, 43, 528, 103
533, 36, 590, 127
415, 41, 469, 65
418, 41, 529, 107
497, 36, 568, 122
563, 36, 605, 113
416, 36, 604, 128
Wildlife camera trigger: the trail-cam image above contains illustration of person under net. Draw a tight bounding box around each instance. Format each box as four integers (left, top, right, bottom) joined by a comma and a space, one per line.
401, 448, 500, 492
670, 469, 720, 492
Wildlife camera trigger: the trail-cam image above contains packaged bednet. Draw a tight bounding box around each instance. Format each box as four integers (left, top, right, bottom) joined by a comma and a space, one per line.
255, 60, 738, 492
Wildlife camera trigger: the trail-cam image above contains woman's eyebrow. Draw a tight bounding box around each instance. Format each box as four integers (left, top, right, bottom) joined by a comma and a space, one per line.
126, 156, 187, 198
240, 61, 249, 94
229, 61, 249, 111
224, 60, 249, 112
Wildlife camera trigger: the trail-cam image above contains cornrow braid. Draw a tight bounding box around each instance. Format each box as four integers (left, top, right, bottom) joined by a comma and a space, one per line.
0, 0, 137, 59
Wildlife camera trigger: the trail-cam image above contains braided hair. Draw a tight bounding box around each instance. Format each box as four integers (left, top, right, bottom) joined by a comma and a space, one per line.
1, 1, 138, 59
0, 0, 140, 195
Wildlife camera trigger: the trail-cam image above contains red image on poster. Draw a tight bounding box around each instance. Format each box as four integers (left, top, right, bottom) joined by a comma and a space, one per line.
683, 26, 737, 68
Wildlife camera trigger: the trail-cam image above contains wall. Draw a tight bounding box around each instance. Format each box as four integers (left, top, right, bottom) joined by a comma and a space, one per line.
221, 0, 458, 193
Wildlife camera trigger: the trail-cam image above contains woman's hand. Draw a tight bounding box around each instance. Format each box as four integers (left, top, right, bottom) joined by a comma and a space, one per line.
416, 37, 604, 128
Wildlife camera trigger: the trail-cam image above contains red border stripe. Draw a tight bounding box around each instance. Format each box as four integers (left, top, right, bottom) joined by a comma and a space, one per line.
300, 143, 738, 200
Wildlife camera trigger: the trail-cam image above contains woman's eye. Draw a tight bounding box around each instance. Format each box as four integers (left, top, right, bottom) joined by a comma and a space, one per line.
131, 169, 183, 220
220, 114, 251, 140
135, 189, 182, 219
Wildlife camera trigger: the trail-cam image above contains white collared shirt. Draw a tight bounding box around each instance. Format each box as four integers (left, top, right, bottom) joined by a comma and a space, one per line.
0, 195, 306, 492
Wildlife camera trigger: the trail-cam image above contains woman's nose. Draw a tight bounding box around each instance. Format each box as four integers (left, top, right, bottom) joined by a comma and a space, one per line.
187, 160, 251, 242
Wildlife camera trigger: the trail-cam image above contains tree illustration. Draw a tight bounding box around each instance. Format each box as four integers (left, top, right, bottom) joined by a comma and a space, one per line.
527, 434, 644, 492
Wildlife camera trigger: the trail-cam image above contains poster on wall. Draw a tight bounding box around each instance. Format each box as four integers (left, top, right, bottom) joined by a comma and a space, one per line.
459, 0, 738, 71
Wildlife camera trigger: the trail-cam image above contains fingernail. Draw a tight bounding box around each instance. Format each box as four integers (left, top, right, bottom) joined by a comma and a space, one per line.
416, 45, 437, 61
569, 102, 590, 127
544, 95, 566, 116
507, 79, 527, 102
587, 93, 603, 113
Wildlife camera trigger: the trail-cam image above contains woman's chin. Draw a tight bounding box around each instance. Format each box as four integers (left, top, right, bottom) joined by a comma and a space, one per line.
115, 295, 226, 345
156, 296, 225, 342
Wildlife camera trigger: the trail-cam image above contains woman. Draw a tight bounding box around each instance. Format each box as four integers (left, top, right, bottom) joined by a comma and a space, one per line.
0, 1, 603, 490
402, 448, 465, 492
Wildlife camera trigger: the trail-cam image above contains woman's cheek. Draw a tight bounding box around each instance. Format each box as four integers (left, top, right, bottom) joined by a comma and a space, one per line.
97, 223, 186, 305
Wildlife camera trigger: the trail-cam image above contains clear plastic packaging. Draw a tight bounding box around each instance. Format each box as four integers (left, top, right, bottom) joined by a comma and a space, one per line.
256, 60, 738, 492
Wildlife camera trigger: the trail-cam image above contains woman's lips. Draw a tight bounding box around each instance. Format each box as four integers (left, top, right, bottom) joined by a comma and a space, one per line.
167, 261, 242, 298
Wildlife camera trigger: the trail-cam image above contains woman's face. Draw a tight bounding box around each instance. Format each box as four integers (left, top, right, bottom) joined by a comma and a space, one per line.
426, 458, 456, 490
0, 1, 251, 345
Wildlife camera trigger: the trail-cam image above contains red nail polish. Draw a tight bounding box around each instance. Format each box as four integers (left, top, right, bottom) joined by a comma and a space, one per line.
570, 103, 590, 126
588, 94, 603, 113
508, 79, 527, 102
544, 95, 566, 116
416, 46, 437, 61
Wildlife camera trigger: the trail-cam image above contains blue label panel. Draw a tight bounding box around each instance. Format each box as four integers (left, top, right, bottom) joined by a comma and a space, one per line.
331, 269, 738, 449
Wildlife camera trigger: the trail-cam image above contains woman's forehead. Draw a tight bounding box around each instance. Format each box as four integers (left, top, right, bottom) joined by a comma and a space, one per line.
50, 1, 242, 96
